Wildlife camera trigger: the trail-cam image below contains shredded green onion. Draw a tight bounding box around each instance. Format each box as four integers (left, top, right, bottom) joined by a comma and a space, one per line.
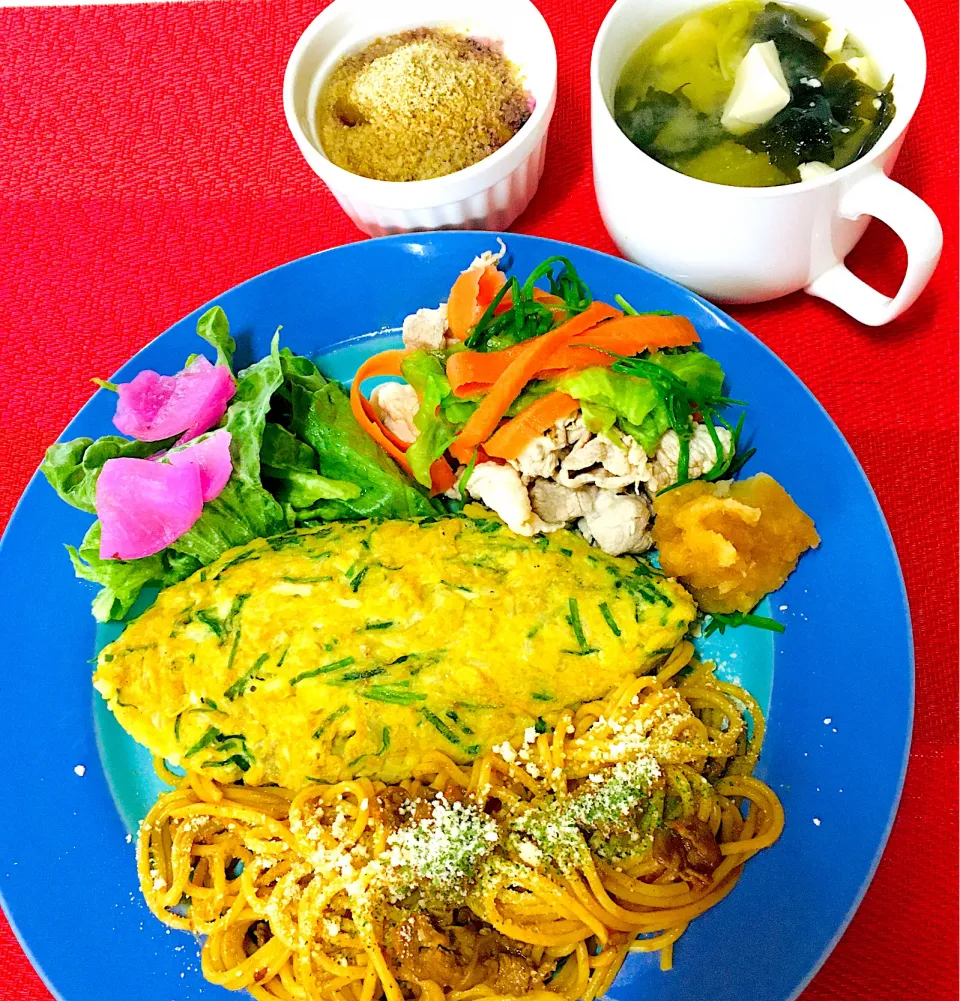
464, 256, 592, 352
599, 602, 621, 637
290, 656, 355, 686
702, 611, 785, 637
566, 598, 589, 653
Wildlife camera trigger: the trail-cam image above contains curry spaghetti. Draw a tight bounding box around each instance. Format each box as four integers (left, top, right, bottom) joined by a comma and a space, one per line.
138, 642, 783, 1001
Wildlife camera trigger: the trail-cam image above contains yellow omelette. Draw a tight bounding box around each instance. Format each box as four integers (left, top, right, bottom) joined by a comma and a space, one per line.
94, 518, 696, 786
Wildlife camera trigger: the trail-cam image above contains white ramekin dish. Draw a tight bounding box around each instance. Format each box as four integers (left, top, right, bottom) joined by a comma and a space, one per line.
591, 0, 942, 324
284, 0, 557, 237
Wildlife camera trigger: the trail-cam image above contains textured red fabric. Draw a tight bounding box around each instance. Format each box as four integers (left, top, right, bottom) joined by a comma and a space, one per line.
0, 1, 956, 999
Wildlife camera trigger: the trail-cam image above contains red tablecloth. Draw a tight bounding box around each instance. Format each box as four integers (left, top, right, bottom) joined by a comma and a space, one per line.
0, 0, 956, 998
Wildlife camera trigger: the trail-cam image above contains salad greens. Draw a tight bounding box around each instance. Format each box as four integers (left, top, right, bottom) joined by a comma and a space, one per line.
41, 255, 758, 632
392, 342, 748, 491
608, 352, 752, 485
42, 312, 440, 621
195, 305, 236, 370
67, 522, 202, 623
559, 351, 726, 455
286, 365, 437, 522
396, 350, 565, 488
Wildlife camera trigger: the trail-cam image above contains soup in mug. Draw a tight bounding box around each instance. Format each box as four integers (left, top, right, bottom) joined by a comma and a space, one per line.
614, 1, 895, 186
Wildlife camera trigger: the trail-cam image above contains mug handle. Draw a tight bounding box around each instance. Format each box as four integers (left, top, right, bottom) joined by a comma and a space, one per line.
804, 167, 942, 326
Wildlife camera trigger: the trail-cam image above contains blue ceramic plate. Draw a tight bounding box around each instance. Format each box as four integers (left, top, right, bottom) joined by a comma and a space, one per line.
0, 233, 912, 1001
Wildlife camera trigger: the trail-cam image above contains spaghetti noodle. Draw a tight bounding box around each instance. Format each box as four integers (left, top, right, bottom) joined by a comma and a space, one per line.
138, 642, 783, 1001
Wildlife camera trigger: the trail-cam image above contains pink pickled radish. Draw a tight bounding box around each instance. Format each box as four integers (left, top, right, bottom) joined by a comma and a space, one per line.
96, 457, 203, 560
113, 355, 235, 443
165, 429, 233, 502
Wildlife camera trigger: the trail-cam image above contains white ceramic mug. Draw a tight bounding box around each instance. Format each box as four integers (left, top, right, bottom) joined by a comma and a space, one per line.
284, 0, 557, 237
590, 0, 943, 324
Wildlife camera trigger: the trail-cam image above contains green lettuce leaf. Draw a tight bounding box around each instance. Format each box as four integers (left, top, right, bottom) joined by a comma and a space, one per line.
441, 396, 479, 424
261, 421, 318, 474
657, 350, 725, 401
68, 522, 202, 622
402, 352, 459, 487
196, 305, 236, 372
617, 412, 669, 454
506, 380, 558, 417
580, 402, 618, 436
275, 470, 363, 518
399, 353, 556, 485
406, 413, 457, 488
558, 368, 661, 427
397, 355, 564, 484
289, 368, 440, 521
559, 351, 726, 454
41, 435, 173, 514
278, 348, 329, 398
400, 350, 449, 399
438, 378, 559, 429
618, 350, 727, 453
261, 418, 363, 521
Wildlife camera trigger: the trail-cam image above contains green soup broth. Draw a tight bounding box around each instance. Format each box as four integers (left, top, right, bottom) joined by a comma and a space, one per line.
614, 1, 895, 187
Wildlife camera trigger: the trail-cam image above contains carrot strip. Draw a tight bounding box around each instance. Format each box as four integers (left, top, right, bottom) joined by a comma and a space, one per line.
350, 351, 410, 465
447, 264, 507, 340
446, 314, 699, 396
349, 350, 454, 495
448, 302, 620, 463
446, 342, 527, 395
571, 313, 698, 343
426, 455, 456, 494
484, 392, 580, 460
536, 320, 699, 379
448, 340, 623, 395
477, 266, 507, 307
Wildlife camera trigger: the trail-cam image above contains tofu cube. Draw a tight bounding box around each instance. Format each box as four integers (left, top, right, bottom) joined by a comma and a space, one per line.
721, 41, 792, 136
822, 18, 848, 57
797, 161, 837, 182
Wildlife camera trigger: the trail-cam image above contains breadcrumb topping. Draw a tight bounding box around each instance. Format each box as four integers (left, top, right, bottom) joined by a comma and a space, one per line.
317, 28, 531, 182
